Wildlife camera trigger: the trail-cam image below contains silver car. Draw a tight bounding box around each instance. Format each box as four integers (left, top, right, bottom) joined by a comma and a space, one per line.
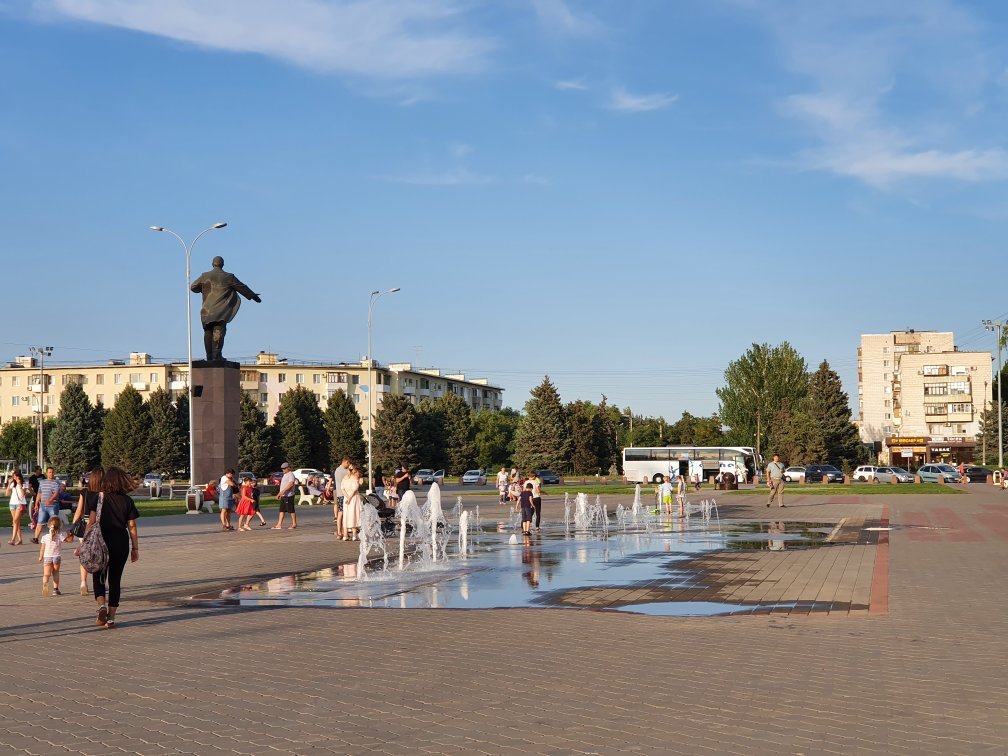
783, 466, 805, 483
874, 466, 914, 484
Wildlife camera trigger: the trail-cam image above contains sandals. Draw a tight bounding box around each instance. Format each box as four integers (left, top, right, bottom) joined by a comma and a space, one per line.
96, 605, 108, 626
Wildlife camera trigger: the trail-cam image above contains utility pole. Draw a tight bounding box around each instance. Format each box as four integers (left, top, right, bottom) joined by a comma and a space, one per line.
983, 320, 1003, 468
29, 346, 53, 467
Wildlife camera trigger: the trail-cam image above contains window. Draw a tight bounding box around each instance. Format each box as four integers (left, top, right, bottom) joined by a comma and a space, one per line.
150, 373, 158, 383
883, 347, 889, 353
421, 378, 430, 389
353, 394, 359, 403
260, 393, 268, 403
130, 372, 142, 383
883, 360, 889, 367
313, 374, 321, 384
96, 394, 103, 405
96, 374, 104, 385
351, 375, 359, 385
884, 400, 890, 407
948, 381, 968, 394
114, 373, 123, 385
923, 365, 947, 376
11, 376, 18, 387
385, 375, 391, 386
884, 373, 889, 380
950, 365, 968, 376
295, 373, 304, 384
925, 405, 947, 416
949, 403, 972, 414
884, 386, 892, 394
278, 373, 286, 383
11, 396, 18, 407
113, 393, 120, 403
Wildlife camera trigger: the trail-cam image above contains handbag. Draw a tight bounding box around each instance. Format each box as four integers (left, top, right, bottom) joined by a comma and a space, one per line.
78, 493, 109, 574
70, 518, 87, 539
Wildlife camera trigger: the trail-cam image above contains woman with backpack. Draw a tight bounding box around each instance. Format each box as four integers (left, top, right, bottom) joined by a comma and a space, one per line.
82, 466, 140, 629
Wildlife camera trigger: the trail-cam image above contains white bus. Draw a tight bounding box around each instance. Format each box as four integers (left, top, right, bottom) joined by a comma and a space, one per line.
622, 446, 760, 485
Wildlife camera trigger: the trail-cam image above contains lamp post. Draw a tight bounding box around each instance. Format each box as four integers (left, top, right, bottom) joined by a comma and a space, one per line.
983, 320, 1003, 469
150, 223, 227, 490
29, 346, 53, 467
367, 287, 400, 494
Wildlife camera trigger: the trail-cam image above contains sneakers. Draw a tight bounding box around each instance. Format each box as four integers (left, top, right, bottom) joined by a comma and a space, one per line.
53, 588, 62, 596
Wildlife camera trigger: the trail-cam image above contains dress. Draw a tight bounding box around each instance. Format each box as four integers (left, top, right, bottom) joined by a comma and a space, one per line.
341, 474, 361, 529
235, 483, 256, 516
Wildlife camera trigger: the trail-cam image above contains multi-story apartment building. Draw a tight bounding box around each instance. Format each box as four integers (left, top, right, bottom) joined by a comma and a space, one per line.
857, 330, 990, 466
0, 351, 504, 434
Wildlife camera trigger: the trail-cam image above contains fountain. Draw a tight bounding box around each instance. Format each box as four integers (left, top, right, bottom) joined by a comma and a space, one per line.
356, 502, 389, 578
458, 510, 470, 557
397, 490, 426, 570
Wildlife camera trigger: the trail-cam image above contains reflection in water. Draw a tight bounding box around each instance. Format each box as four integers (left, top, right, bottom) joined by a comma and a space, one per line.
205, 520, 834, 617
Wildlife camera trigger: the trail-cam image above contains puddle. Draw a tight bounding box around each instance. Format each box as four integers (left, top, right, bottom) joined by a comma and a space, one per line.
191, 519, 850, 616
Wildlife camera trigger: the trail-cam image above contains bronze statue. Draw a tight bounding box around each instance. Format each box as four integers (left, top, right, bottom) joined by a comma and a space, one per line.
190, 256, 261, 362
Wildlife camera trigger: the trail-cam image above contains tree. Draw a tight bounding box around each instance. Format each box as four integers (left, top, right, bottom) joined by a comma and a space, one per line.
321, 389, 365, 467
145, 387, 187, 476
239, 392, 276, 475
414, 399, 446, 470
472, 408, 520, 471
371, 394, 418, 472
806, 360, 864, 469
100, 385, 151, 473
669, 411, 726, 447
567, 400, 598, 474
438, 393, 475, 475
0, 419, 36, 465
274, 385, 327, 469
769, 402, 826, 465
975, 401, 1008, 466
175, 393, 190, 476
48, 383, 100, 481
717, 342, 809, 461
513, 376, 570, 472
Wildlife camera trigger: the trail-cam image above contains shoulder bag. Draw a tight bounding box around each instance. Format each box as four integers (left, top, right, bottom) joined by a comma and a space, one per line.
79, 493, 109, 574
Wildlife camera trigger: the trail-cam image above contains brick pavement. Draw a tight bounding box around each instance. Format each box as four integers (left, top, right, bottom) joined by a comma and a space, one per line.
1, 489, 1006, 754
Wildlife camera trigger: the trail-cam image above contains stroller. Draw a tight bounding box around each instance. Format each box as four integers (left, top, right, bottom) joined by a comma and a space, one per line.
363, 492, 398, 536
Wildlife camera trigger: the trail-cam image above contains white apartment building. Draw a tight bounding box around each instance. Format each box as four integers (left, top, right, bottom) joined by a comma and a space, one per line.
857, 330, 991, 466
0, 351, 504, 435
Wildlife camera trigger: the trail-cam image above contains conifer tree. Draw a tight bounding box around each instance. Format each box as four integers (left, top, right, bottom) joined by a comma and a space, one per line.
321, 389, 365, 467
414, 398, 446, 470
239, 391, 276, 475
437, 393, 475, 475
806, 360, 865, 469
592, 396, 618, 474
769, 402, 826, 466
513, 376, 570, 472
100, 385, 151, 473
274, 385, 327, 469
566, 400, 598, 474
48, 382, 100, 481
145, 387, 187, 476
371, 394, 418, 472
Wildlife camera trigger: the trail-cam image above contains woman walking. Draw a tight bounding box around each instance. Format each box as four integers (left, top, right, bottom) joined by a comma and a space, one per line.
71, 468, 103, 595
340, 466, 362, 541
7, 469, 27, 545
85, 466, 140, 629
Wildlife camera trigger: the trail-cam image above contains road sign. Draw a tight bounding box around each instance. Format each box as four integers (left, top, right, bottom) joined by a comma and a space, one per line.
901, 450, 913, 458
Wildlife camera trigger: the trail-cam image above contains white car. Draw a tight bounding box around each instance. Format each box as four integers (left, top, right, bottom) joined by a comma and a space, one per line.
783, 466, 805, 483
292, 468, 325, 484
853, 465, 882, 482
461, 469, 487, 485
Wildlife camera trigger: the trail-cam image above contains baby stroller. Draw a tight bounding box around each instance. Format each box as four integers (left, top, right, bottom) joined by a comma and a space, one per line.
363, 492, 398, 536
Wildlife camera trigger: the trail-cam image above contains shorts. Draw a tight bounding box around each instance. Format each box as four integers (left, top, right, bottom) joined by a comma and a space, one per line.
521, 506, 534, 523
278, 496, 296, 514
9, 503, 25, 512
43, 556, 62, 566
36, 506, 59, 525
661, 494, 672, 505
219, 498, 234, 511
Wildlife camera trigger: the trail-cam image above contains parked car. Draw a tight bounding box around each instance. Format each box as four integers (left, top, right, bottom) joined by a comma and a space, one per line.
535, 470, 561, 485
142, 473, 162, 488
962, 465, 993, 483
292, 468, 324, 484
54, 473, 71, 487
804, 464, 844, 483
238, 471, 257, 482
917, 464, 963, 483
853, 465, 883, 482
267, 471, 283, 486
461, 469, 487, 485
414, 469, 445, 485
783, 466, 805, 483
876, 466, 914, 483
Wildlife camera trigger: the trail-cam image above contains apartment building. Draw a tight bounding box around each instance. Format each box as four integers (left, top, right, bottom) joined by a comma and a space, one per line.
857, 330, 991, 466
0, 351, 504, 433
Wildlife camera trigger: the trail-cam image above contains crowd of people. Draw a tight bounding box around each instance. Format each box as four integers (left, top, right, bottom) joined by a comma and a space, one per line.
495, 467, 544, 532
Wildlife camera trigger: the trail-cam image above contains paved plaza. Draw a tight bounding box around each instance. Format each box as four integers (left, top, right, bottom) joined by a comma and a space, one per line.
2, 486, 1007, 754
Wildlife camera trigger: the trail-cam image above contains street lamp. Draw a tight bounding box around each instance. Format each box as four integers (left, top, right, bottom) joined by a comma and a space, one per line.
983, 319, 1003, 468
748, 385, 762, 465
150, 222, 228, 491
367, 287, 400, 494
29, 346, 53, 467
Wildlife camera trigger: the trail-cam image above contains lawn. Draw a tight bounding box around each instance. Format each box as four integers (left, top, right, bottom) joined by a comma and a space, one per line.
722, 483, 963, 495
0, 497, 284, 528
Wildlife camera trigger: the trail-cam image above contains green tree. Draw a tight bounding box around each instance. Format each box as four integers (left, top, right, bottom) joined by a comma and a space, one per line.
974, 401, 1008, 466
438, 393, 475, 475
567, 400, 598, 474
0, 418, 37, 465
274, 385, 327, 469
145, 387, 187, 476
513, 376, 570, 472
769, 402, 826, 465
100, 385, 151, 473
414, 398, 446, 470
717, 342, 809, 461
47, 383, 100, 481
669, 411, 726, 446
321, 389, 365, 467
592, 397, 618, 475
806, 359, 865, 469
472, 408, 520, 471
239, 391, 276, 475
175, 393, 189, 475
372, 394, 418, 472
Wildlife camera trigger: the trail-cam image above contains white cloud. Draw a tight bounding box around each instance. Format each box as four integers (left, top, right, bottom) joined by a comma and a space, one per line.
607, 86, 678, 113
554, 78, 588, 91
748, 1, 1008, 186
34, 0, 494, 79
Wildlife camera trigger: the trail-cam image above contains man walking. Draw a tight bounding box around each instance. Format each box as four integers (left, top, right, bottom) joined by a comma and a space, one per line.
32, 467, 61, 544
766, 454, 785, 508
273, 463, 298, 529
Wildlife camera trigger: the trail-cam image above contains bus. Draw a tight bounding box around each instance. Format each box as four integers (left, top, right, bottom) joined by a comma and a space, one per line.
622, 446, 761, 485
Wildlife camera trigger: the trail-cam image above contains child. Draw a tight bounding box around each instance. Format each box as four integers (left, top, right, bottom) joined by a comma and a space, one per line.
38, 517, 73, 596
235, 477, 257, 531
659, 478, 674, 516
676, 474, 687, 518
519, 482, 535, 536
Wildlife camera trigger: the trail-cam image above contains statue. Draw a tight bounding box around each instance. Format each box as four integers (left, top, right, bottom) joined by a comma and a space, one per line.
190, 256, 261, 362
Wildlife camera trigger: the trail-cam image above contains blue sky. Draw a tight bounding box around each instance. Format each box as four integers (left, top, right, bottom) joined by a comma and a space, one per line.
3, 0, 1008, 419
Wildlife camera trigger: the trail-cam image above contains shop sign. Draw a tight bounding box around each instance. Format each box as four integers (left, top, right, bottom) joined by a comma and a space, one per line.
931, 447, 951, 453
888, 436, 928, 446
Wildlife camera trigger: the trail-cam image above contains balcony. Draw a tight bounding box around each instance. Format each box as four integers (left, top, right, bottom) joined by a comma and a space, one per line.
131, 382, 149, 391
169, 380, 188, 391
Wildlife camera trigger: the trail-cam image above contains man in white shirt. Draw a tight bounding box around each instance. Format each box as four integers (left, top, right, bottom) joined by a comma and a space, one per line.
526, 471, 543, 530
273, 462, 298, 529
332, 457, 350, 524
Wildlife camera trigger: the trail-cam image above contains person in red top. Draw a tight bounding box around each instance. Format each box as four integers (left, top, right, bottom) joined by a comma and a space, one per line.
235, 478, 257, 531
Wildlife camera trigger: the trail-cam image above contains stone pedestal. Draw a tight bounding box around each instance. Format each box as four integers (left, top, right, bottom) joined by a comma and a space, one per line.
191, 360, 240, 487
